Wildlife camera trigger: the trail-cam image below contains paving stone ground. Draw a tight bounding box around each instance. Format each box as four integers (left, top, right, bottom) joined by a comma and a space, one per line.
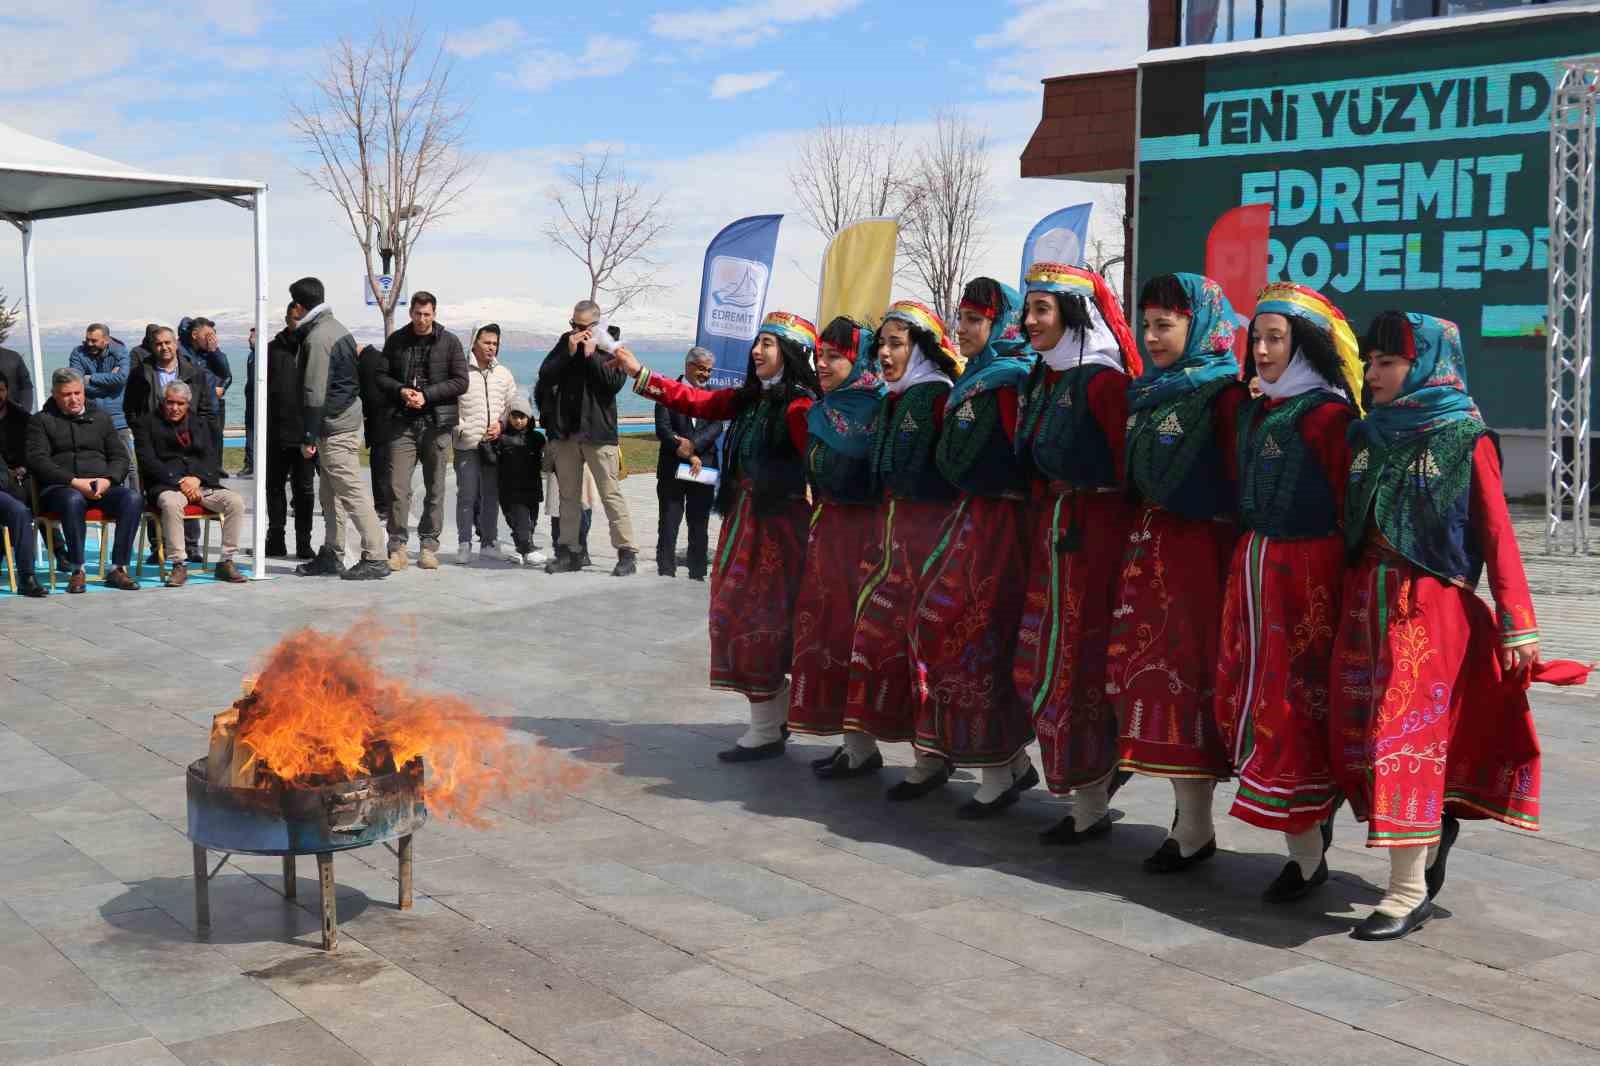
2, 471, 1597, 1065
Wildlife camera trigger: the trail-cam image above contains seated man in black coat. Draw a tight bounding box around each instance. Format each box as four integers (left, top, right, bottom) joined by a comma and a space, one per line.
653, 346, 723, 580
134, 381, 248, 587
0, 376, 47, 596
26, 369, 143, 592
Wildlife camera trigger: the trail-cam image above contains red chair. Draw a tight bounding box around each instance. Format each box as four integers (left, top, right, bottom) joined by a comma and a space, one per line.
30, 481, 133, 592
141, 502, 225, 582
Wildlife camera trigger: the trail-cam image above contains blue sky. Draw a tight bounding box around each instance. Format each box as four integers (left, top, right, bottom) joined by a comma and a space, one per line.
0, 0, 1147, 341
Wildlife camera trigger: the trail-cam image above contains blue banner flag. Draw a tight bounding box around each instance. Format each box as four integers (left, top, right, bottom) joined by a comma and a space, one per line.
1019, 203, 1093, 290
695, 214, 783, 388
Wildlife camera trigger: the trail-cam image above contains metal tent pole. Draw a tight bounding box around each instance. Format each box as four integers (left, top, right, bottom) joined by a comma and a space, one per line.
1546, 59, 1598, 556
251, 191, 269, 576
20, 221, 43, 410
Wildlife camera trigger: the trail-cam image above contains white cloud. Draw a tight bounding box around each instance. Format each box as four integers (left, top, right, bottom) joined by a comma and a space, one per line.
709, 70, 781, 100
651, 0, 861, 48
445, 18, 528, 59
977, 0, 1147, 93
503, 34, 640, 92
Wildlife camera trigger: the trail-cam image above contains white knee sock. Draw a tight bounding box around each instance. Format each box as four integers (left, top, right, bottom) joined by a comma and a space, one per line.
842, 731, 879, 767
738, 682, 789, 748
1425, 840, 1441, 869
974, 766, 1013, 804
1286, 826, 1325, 878
1376, 846, 1429, 918
904, 752, 946, 784
1169, 779, 1216, 857
1072, 775, 1112, 831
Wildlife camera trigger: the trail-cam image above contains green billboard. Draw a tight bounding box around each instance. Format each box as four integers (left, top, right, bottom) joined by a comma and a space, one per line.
1136, 11, 1600, 430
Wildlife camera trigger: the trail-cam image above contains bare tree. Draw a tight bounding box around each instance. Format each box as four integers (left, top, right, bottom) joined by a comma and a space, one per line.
290, 18, 473, 335
788, 106, 912, 240
0, 286, 20, 346
897, 112, 992, 324
1088, 180, 1132, 310
544, 150, 672, 316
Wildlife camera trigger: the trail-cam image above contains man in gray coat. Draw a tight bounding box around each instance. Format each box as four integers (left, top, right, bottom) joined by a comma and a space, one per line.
288, 277, 387, 580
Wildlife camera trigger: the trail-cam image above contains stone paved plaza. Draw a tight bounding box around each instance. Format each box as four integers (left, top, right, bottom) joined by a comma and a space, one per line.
2, 473, 1599, 1065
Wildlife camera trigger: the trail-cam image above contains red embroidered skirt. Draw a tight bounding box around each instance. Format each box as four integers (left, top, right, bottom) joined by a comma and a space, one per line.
1107, 503, 1236, 779
909, 494, 1034, 766
707, 489, 810, 701
1330, 550, 1541, 848
1015, 489, 1134, 795
844, 497, 955, 741
788, 500, 882, 735
1214, 531, 1344, 833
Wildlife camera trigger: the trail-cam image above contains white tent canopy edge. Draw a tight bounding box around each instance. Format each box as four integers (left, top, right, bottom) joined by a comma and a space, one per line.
0, 121, 271, 580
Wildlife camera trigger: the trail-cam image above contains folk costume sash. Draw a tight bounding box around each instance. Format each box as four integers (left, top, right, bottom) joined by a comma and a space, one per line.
1125, 273, 1241, 513
1344, 314, 1489, 582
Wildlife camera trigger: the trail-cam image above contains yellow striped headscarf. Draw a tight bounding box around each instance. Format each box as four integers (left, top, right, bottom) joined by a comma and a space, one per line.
1253, 282, 1363, 413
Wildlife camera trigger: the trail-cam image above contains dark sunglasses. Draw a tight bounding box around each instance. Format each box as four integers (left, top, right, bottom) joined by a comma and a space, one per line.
570, 320, 596, 331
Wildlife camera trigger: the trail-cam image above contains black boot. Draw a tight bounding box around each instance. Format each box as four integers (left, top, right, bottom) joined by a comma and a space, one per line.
296, 545, 346, 577
612, 549, 637, 577
265, 532, 289, 558
18, 574, 48, 598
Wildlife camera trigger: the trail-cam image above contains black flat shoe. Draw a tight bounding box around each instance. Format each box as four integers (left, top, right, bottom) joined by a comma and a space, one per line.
811, 746, 844, 771
1039, 813, 1113, 845
814, 750, 884, 780
1426, 813, 1460, 901
1142, 837, 1217, 874
886, 763, 951, 801
1262, 859, 1329, 903
1351, 899, 1434, 941
717, 739, 786, 763
956, 765, 1040, 820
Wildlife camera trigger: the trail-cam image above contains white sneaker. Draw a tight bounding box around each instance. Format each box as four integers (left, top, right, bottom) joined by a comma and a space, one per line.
457, 543, 473, 564
526, 548, 547, 566
479, 543, 504, 562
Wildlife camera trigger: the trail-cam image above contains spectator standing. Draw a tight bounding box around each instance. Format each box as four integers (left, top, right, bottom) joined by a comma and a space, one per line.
0, 377, 46, 596
653, 346, 722, 580
543, 449, 593, 566
358, 343, 395, 525
263, 303, 316, 559
287, 277, 388, 581
495, 395, 546, 567
0, 340, 35, 411
179, 317, 231, 442
375, 292, 467, 571
26, 369, 143, 592
535, 299, 637, 576
69, 325, 132, 480
134, 381, 248, 586
124, 326, 214, 563
453, 324, 517, 563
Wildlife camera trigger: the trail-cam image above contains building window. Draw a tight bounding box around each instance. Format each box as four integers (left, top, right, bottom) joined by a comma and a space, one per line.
1182, 0, 1574, 44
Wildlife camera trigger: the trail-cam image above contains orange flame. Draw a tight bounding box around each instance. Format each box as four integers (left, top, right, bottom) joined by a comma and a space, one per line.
233, 623, 589, 827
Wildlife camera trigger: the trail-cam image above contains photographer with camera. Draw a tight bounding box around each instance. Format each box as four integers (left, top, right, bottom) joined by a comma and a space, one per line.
453, 324, 517, 564
535, 299, 638, 576
375, 291, 469, 571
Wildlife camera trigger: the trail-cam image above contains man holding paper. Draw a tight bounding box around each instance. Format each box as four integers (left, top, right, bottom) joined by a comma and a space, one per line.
653, 346, 723, 580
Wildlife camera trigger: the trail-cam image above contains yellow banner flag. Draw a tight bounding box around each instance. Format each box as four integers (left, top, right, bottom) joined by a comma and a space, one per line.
816, 217, 898, 328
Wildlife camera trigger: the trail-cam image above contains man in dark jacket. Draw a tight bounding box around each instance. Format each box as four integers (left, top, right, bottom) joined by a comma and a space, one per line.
0, 376, 46, 596
179, 316, 231, 432
133, 380, 248, 586
653, 347, 723, 580
263, 303, 316, 559
124, 326, 214, 563
0, 343, 35, 412
357, 342, 394, 524
68, 325, 130, 441
26, 368, 142, 592
374, 291, 467, 570
535, 299, 637, 576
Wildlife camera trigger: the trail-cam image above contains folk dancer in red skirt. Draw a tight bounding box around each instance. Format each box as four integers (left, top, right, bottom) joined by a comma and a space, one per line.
834, 301, 964, 786
1011, 262, 1144, 846
788, 317, 890, 774
1107, 272, 1248, 872
1213, 282, 1364, 901
1334, 311, 1588, 940
608, 313, 820, 762
908, 278, 1040, 817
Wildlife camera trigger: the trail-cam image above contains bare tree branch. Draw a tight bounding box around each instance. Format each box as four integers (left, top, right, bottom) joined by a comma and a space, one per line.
787, 105, 914, 240
543, 151, 672, 316
1087, 181, 1130, 303
289, 17, 474, 334
897, 111, 992, 324
0, 286, 21, 346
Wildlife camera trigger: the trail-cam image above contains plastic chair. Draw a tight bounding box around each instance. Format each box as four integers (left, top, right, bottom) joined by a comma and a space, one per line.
140, 501, 224, 582
30, 481, 129, 592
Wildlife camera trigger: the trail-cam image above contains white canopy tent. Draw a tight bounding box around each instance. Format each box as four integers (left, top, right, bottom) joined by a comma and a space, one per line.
0, 121, 271, 578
